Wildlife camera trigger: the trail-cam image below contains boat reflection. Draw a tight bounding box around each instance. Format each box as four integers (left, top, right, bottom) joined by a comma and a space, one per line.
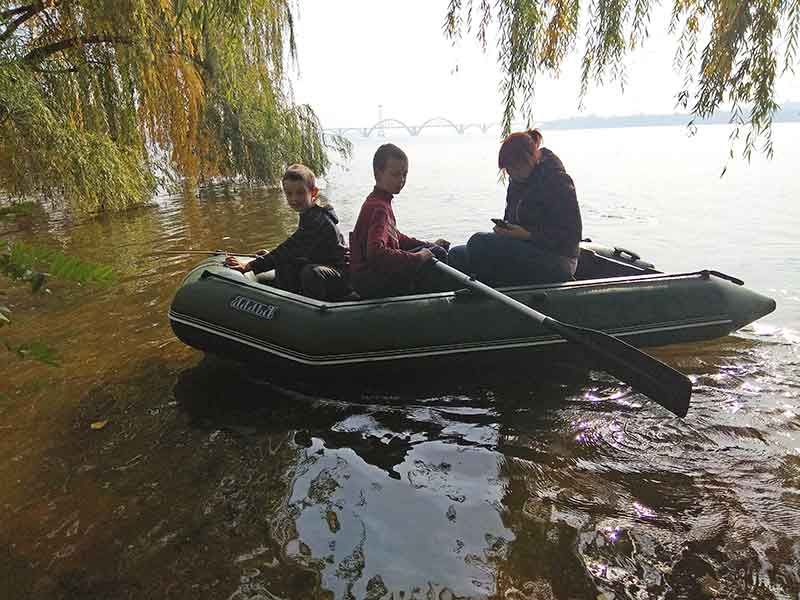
173, 356, 606, 597
170, 329, 789, 598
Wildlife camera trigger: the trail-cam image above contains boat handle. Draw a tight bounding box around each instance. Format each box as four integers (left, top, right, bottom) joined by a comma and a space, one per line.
613, 246, 641, 261
702, 270, 744, 286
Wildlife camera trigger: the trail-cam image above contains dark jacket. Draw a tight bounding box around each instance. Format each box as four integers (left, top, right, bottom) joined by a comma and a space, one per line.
504, 148, 582, 259
249, 204, 349, 274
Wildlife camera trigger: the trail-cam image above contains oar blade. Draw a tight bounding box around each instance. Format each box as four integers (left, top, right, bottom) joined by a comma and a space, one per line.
545, 318, 692, 417
430, 260, 691, 416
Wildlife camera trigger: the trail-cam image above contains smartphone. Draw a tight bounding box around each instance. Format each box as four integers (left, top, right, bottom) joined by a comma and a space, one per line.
491, 218, 512, 229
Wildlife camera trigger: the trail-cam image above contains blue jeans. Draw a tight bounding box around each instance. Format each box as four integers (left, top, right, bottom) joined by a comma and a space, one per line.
448, 232, 575, 286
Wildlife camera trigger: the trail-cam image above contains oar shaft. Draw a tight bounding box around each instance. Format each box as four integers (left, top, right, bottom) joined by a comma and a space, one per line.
434, 260, 547, 325
148, 250, 257, 257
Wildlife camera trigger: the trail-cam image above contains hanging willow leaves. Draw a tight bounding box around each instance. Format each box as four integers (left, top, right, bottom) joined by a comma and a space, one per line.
444, 0, 800, 158
0, 1, 349, 213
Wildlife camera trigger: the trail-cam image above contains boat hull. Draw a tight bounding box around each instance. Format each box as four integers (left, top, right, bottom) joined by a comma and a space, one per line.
168, 256, 776, 376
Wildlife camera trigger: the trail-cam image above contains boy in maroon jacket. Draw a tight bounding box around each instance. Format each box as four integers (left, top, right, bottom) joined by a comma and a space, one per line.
349, 144, 451, 298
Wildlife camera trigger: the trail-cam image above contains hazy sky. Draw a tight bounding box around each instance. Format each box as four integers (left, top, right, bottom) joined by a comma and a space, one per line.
290, 1, 800, 129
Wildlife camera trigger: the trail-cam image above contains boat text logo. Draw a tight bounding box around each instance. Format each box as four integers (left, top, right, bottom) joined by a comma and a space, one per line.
229, 296, 278, 320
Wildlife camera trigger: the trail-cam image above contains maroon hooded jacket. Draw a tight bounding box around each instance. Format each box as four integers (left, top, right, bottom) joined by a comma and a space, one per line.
349, 187, 430, 293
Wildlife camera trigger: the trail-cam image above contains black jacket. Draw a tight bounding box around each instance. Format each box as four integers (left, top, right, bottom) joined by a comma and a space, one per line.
249, 205, 349, 274
504, 148, 582, 259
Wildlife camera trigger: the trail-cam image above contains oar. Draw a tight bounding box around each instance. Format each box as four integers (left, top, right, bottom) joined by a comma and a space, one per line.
432, 259, 691, 417
146, 249, 258, 257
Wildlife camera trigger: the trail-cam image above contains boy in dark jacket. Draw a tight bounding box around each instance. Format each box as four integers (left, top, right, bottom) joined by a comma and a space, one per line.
225, 164, 349, 300
349, 144, 450, 298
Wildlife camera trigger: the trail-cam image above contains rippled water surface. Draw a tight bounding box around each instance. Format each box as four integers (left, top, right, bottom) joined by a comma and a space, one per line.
2, 125, 799, 599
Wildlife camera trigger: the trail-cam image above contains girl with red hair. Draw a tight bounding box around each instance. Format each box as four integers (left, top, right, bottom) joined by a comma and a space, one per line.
448, 129, 582, 285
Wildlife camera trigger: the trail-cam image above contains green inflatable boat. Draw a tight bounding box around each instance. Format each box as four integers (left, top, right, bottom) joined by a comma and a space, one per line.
168, 242, 776, 376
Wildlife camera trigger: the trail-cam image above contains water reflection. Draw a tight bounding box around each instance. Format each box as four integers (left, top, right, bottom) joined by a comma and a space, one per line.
4, 324, 798, 598
173, 358, 605, 598
175, 353, 788, 599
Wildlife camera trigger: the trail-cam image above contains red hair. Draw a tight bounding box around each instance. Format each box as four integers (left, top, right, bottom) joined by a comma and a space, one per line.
498, 129, 543, 169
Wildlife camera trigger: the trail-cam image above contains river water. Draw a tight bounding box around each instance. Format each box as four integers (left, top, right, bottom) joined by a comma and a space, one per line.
1, 124, 799, 599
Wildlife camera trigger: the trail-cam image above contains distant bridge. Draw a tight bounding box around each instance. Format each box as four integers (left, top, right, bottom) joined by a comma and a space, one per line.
326, 117, 527, 137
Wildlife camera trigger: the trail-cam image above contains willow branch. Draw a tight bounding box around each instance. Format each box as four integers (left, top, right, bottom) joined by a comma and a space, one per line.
0, 3, 37, 19
23, 35, 132, 63
29, 64, 78, 73
0, 3, 40, 45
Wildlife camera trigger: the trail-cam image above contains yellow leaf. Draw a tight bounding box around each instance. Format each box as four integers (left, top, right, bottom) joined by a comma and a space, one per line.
90, 420, 109, 430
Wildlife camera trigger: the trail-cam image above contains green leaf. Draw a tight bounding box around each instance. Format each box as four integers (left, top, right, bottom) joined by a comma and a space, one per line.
13, 341, 60, 366
175, 0, 189, 25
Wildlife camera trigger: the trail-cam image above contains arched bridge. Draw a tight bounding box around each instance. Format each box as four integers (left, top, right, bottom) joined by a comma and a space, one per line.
326, 117, 524, 137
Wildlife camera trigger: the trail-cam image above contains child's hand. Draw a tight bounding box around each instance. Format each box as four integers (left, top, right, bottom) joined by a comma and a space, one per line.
433, 238, 450, 250
417, 248, 435, 262
224, 256, 253, 272
428, 244, 448, 261
494, 223, 531, 240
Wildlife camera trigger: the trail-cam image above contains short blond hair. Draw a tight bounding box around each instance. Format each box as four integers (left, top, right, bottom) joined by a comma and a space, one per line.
282, 163, 316, 190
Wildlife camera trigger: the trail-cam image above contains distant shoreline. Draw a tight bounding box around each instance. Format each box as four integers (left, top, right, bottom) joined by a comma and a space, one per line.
330, 102, 800, 136
541, 102, 800, 130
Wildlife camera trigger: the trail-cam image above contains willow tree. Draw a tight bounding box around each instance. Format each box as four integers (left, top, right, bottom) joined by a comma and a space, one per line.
0, 1, 343, 212
445, 0, 800, 159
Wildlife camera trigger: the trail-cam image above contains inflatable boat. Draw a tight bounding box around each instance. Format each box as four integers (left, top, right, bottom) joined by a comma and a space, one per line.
168, 242, 776, 376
